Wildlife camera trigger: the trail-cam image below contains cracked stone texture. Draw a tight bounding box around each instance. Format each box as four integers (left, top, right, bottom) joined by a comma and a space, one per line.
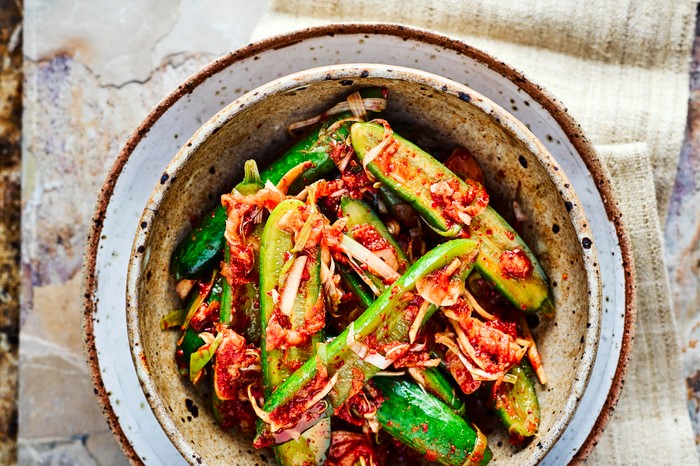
16, 0, 700, 465
0, 0, 22, 463
668, 7, 700, 451
20, 1, 267, 464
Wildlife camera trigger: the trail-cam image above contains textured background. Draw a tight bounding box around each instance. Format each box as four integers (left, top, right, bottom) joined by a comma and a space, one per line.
3, 0, 700, 464
0, 0, 21, 463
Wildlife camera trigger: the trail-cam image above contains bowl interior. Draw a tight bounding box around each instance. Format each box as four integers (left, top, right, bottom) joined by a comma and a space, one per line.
128, 66, 599, 466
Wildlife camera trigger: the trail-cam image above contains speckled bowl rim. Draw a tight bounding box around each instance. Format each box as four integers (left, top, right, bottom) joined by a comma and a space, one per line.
82, 23, 635, 466
126, 63, 601, 466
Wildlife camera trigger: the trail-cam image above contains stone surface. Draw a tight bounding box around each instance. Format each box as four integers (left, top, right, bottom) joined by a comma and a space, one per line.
13, 0, 700, 464
19, 1, 266, 464
0, 0, 22, 463
667, 7, 700, 450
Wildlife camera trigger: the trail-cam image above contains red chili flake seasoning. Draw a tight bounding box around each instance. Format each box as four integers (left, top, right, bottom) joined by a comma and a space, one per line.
498, 248, 533, 279
444, 147, 484, 184
352, 223, 391, 251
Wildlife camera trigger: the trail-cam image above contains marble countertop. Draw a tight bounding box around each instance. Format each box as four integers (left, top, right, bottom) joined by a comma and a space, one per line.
8, 1, 700, 464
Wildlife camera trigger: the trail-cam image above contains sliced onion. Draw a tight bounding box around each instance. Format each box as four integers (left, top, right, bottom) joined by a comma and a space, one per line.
346, 322, 369, 359
287, 97, 386, 133
300, 373, 339, 414
435, 333, 500, 381
279, 256, 307, 316
175, 279, 195, 299
363, 352, 395, 370
408, 367, 426, 386
288, 114, 323, 133
513, 199, 528, 224
347, 322, 399, 369
463, 289, 496, 321
361, 120, 394, 168
291, 211, 319, 253
240, 365, 261, 372
409, 300, 431, 344
345, 254, 382, 296
347, 91, 367, 119
341, 235, 400, 281
464, 424, 489, 466
375, 370, 406, 377
336, 148, 354, 172
248, 384, 271, 424
450, 320, 490, 372
198, 331, 216, 345
384, 343, 410, 359
519, 316, 548, 385
416, 258, 463, 307
264, 179, 283, 195
277, 160, 314, 194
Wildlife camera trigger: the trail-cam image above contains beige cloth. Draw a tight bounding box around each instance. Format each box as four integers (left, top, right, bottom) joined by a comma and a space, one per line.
252, 0, 698, 464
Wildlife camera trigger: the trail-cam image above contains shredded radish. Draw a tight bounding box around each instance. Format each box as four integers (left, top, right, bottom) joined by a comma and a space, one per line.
409, 300, 431, 343
503, 373, 518, 384
341, 235, 400, 281
279, 256, 307, 316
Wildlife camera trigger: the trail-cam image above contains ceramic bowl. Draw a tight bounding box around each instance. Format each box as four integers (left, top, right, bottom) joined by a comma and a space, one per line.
125, 63, 600, 465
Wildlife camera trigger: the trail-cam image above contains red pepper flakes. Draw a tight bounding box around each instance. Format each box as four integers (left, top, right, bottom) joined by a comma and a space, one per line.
498, 248, 533, 279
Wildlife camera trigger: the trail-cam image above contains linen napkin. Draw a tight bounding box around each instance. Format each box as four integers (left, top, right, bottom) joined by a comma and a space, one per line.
252, 0, 698, 463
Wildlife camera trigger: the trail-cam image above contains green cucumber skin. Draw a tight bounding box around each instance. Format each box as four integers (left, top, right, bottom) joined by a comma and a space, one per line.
259, 199, 329, 465
494, 360, 540, 438
351, 122, 470, 236
337, 200, 465, 414
373, 377, 491, 466
351, 122, 553, 314
340, 197, 410, 292
418, 367, 466, 416
256, 240, 478, 445
470, 207, 553, 315
171, 88, 386, 280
